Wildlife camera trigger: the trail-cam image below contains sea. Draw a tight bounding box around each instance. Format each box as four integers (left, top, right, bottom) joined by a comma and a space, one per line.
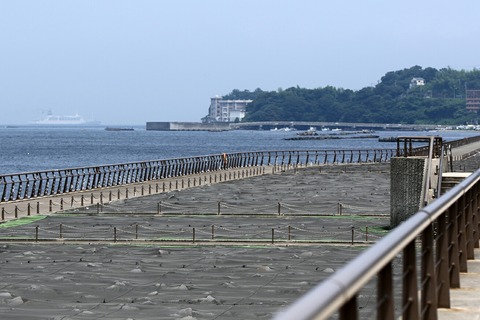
1, 125, 479, 175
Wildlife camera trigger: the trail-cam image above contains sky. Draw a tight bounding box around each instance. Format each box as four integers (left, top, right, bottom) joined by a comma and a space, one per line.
1, 1, 479, 125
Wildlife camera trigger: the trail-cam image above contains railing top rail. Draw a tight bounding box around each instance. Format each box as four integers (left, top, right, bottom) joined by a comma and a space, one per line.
0, 148, 396, 178
275, 168, 480, 320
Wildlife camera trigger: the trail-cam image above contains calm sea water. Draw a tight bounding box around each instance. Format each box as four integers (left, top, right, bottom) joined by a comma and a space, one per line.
0, 126, 478, 175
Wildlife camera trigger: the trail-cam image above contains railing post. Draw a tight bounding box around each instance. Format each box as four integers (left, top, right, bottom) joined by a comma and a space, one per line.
436, 211, 450, 308
458, 195, 468, 272
465, 189, 475, 259
211, 225, 215, 240
421, 224, 438, 320
35, 225, 39, 242
403, 241, 419, 319
473, 183, 480, 247
447, 205, 461, 288
351, 226, 354, 245
377, 262, 394, 320
113, 227, 117, 242
59, 223, 63, 239
339, 296, 358, 320
217, 201, 221, 215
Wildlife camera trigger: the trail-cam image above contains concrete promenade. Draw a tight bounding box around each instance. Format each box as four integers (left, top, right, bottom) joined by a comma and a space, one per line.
438, 249, 480, 320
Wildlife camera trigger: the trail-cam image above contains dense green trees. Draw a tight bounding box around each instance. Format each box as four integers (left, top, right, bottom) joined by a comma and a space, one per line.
225, 66, 480, 125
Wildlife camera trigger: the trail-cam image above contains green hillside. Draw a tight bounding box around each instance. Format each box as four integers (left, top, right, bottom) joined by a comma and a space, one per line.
223, 66, 480, 125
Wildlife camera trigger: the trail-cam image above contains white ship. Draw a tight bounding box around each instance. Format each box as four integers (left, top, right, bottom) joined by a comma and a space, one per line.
32, 110, 98, 125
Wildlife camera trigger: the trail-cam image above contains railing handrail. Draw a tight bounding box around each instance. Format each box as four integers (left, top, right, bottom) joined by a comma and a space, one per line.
0, 148, 394, 178
0, 148, 396, 203
274, 167, 480, 320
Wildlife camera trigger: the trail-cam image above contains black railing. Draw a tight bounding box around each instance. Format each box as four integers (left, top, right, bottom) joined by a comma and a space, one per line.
0, 149, 396, 202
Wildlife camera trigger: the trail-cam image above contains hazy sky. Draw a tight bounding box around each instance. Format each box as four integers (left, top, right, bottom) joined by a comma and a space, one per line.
1, 1, 479, 125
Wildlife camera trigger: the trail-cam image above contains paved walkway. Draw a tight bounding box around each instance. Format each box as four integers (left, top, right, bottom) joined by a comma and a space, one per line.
450, 139, 480, 157
438, 248, 480, 320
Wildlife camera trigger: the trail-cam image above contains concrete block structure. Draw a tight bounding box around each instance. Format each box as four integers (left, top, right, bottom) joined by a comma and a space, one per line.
390, 157, 428, 228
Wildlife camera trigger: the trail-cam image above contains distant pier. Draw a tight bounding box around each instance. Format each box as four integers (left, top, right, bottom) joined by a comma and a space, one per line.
146, 121, 230, 131
146, 121, 447, 131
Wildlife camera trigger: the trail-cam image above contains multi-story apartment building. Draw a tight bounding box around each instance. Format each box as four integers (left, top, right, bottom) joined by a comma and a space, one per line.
466, 90, 480, 112
206, 96, 252, 122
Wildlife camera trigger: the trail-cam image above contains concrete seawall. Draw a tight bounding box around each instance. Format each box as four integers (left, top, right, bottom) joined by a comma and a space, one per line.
146, 121, 231, 131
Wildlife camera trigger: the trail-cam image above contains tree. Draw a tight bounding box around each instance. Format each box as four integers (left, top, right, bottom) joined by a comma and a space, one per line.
236, 66, 480, 125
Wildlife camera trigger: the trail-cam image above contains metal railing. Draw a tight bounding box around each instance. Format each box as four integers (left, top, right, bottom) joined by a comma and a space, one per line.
274, 167, 480, 320
447, 134, 480, 150
0, 148, 395, 203
396, 136, 443, 157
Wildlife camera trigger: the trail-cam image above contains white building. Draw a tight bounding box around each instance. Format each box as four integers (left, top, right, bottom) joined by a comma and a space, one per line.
207, 96, 252, 122
409, 77, 425, 89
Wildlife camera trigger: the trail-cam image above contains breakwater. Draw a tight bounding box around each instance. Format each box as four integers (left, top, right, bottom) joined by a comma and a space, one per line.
0, 148, 395, 202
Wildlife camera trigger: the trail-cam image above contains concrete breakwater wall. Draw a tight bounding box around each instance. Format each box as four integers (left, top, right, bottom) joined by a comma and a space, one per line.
146, 122, 231, 131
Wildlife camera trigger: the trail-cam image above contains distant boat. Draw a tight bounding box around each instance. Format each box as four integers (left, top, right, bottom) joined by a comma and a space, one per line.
32, 110, 99, 125
270, 127, 296, 132
297, 127, 318, 136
